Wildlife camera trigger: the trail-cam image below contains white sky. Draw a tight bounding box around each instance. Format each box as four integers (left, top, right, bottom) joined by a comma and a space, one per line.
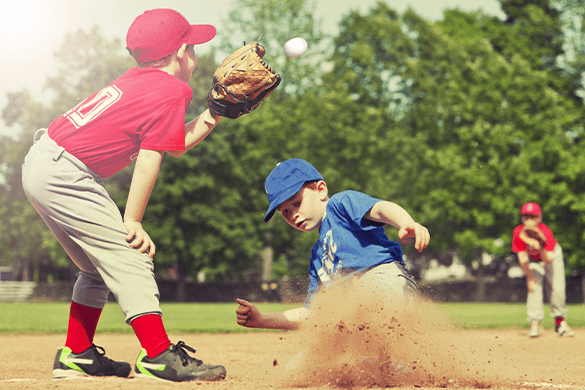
0, 0, 505, 137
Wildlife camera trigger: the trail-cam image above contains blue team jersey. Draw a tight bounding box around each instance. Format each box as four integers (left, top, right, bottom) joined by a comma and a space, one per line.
305, 190, 404, 306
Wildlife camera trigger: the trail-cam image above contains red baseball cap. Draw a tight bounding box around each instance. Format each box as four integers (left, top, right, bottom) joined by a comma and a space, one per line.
126, 9, 216, 64
521, 202, 542, 216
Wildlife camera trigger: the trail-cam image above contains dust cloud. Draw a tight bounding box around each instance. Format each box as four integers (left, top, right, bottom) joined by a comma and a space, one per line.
270, 280, 521, 388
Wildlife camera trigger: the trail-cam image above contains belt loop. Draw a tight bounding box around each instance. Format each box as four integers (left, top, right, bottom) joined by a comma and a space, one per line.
33, 128, 47, 143
53, 148, 65, 162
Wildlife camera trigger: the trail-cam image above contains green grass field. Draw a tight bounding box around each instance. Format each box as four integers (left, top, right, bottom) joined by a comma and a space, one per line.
0, 302, 583, 334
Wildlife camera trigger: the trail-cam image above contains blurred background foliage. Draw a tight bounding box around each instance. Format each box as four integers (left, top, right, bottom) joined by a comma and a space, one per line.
1, 0, 585, 296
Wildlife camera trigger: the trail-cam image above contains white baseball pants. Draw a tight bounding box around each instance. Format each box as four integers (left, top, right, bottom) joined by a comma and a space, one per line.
526, 244, 568, 323
22, 129, 162, 323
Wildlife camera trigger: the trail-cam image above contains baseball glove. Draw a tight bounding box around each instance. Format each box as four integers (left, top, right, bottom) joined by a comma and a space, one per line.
208, 35, 281, 119
520, 224, 547, 249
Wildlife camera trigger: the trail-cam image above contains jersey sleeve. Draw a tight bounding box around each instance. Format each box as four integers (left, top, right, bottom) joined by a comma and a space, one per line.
139, 98, 189, 152
539, 224, 557, 251
331, 191, 384, 229
511, 225, 527, 253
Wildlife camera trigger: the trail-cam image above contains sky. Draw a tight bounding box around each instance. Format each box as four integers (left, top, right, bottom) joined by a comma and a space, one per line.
0, 0, 506, 137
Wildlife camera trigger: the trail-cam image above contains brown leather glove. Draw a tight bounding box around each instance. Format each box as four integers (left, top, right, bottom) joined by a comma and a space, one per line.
208, 35, 281, 118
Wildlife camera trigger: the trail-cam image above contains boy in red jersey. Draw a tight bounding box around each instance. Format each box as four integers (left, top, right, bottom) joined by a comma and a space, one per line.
512, 202, 574, 338
22, 9, 226, 382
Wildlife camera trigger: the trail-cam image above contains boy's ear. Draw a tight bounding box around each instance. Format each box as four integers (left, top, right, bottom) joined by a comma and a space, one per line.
317, 180, 328, 200
176, 43, 187, 61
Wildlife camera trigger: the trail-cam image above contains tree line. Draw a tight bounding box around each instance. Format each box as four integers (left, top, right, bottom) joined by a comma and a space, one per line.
1, 0, 584, 294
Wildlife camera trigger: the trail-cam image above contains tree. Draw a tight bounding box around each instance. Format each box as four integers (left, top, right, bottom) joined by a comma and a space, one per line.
322, 3, 583, 291
495, 0, 564, 70
325, 4, 415, 111
5, 0, 584, 294
218, 0, 325, 97
150, 0, 334, 285
437, 4, 585, 277
554, 0, 585, 100
0, 27, 133, 281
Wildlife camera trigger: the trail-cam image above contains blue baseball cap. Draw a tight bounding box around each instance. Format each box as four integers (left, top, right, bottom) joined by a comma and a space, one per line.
264, 158, 323, 222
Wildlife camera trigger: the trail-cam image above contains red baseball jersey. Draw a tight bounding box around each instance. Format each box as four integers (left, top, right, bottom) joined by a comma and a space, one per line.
512, 223, 557, 261
48, 67, 191, 178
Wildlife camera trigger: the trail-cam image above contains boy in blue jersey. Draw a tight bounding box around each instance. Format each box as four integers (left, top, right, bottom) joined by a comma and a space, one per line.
236, 158, 430, 330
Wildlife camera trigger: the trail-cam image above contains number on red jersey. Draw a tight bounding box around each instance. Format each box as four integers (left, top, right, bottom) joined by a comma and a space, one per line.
64, 85, 123, 129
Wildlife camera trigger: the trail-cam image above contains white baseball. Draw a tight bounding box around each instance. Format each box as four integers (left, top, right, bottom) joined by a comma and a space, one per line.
283, 37, 308, 58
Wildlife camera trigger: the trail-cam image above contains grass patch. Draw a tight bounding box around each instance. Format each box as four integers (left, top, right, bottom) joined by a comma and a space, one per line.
435, 302, 585, 329
0, 301, 583, 334
0, 302, 299, 334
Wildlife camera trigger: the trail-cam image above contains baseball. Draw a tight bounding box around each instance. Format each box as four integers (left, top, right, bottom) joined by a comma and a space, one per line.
283, 37, 308, 58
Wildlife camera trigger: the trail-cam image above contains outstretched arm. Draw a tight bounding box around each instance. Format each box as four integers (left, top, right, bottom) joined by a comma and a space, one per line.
235, 298, 309, 330
365, 201, 430, 252
167, 110, 222, 157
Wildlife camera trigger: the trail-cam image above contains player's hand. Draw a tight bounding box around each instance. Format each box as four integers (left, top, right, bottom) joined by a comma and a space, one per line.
398, 223, 430, 252
528, 240, 541, 251
124, 220, 156, 258
236, 298, 262, 328
541, 252, 553, 265
527, 279, 539, 293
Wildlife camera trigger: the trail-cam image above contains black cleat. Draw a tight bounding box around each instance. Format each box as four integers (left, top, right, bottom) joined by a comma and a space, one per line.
134, 341, 226, 382
52, 345, 131, 378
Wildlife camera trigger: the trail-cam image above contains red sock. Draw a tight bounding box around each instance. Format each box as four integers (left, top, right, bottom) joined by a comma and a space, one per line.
131, 314, 171, 358
65, 301, 102, 354
555, 317, 564, 327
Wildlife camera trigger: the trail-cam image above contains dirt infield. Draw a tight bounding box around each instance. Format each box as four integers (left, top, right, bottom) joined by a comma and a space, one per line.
1, 290, 585, 390
0, 328, 583, 390
1, 286, 583, 390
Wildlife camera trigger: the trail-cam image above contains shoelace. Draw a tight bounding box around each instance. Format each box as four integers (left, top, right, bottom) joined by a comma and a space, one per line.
91, 345, 114, 365
173, 341, 203, 367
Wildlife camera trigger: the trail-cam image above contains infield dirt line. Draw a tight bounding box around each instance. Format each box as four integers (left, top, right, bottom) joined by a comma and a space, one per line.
522, 382, 584, 389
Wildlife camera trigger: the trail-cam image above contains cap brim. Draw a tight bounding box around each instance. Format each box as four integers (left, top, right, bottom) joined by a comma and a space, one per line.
264, 182, 304, 222
186, 24, 216, 45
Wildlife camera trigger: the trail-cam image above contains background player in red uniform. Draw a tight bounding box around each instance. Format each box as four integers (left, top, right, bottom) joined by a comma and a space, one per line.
22, 8, 226, 382
512, 202, 574, 338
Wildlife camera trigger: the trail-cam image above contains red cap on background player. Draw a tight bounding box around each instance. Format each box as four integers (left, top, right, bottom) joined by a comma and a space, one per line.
126, 8, 216, 64
521, 202, 542, 216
